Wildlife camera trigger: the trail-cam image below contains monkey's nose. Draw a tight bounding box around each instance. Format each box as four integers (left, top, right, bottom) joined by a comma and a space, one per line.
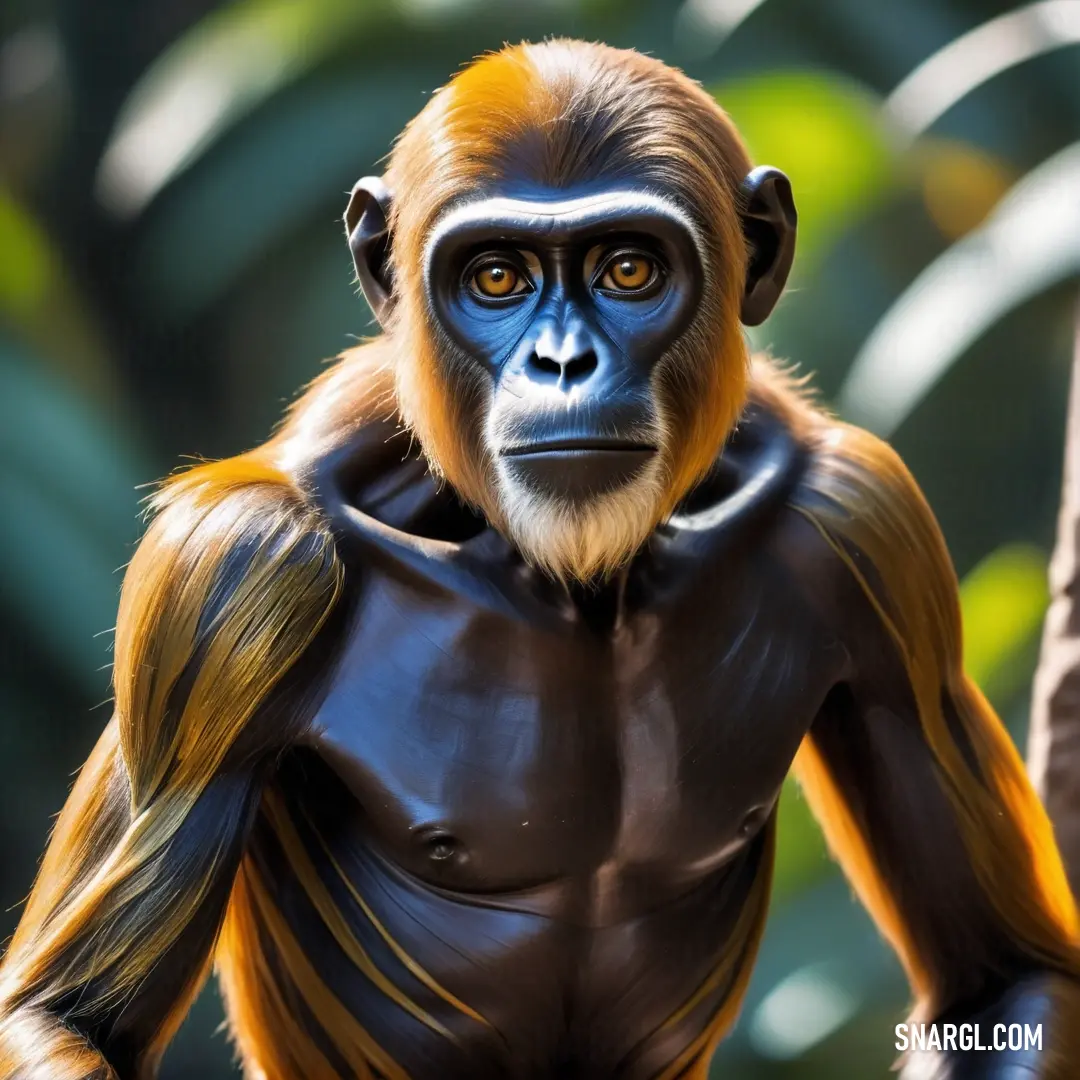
529, 326, 599, 387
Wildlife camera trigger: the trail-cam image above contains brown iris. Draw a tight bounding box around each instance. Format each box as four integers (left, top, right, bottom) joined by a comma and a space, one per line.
600, 253, 655, 292
472, 263, 519, 297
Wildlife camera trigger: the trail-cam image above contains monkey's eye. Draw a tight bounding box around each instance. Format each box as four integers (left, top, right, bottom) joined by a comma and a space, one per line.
468, 259, 529, 300
596, 250, 661, 296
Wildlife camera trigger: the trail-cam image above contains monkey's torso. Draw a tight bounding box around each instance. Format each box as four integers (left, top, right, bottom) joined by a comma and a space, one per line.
229, 402, 853, 1080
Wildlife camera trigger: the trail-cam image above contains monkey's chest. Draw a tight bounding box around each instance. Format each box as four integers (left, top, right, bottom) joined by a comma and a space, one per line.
312, 561, 831, 915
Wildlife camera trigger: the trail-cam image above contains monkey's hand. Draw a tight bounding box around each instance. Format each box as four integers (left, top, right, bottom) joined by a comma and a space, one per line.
899, 973, 1064, 1079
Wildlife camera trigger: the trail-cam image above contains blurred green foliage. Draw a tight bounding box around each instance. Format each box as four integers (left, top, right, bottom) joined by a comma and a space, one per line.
713, 71, 898, 264
0, 1, 1078, 1077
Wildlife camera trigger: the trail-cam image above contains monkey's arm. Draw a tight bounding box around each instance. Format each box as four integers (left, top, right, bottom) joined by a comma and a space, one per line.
789, 422, 1080, 1078
0, 457, 342, 1080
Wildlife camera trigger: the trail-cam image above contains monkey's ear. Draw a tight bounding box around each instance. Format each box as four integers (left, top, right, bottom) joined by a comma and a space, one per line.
345, 175, 394, 327
738, 166, 797, 326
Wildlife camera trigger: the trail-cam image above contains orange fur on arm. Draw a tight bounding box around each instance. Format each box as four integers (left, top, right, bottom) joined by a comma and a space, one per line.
0, 455, 343, 1080
787, 420, 1080, 1060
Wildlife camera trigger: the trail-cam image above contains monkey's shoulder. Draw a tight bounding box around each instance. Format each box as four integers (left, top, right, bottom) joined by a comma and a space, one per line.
748, 402, 947, 666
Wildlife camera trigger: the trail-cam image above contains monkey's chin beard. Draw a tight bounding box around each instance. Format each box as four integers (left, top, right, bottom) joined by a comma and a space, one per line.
491, 457, 669, 584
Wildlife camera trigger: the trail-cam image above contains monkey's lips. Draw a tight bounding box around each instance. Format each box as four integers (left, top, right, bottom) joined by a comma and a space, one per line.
501, 438, 657, 500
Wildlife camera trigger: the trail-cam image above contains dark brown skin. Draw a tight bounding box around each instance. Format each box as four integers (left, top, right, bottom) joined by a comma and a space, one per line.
1, 40, 1079, 1080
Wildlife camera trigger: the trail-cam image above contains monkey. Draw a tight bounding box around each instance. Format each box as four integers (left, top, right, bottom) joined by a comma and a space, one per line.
1, 38, 1079, 1080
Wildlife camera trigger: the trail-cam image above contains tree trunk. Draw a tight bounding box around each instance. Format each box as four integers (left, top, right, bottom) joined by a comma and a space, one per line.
1029, 309, 1080, 894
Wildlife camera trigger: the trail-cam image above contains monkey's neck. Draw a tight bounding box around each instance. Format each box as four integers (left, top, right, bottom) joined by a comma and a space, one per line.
561, 564, 633, 635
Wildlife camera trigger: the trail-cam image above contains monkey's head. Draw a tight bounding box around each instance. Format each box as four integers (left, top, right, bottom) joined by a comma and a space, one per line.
345, 40, 796, 582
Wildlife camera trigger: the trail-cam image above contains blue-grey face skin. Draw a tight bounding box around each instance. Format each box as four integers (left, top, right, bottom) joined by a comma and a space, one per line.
423, 185, 706, 501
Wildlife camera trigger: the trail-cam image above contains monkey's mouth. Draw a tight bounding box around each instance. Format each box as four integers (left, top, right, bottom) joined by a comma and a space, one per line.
502, 437, 657, 456
500, 438, 657, 499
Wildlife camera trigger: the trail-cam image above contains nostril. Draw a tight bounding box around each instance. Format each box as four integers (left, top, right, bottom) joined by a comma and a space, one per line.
527, 349, 599, 385
529, 353, 563, 380
563, 350, 598, 383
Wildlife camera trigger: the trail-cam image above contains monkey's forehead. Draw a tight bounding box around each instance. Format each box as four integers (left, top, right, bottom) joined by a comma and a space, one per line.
422, 190, 706, 258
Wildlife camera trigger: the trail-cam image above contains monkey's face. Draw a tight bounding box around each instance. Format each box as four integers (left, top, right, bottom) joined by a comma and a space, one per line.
415, 186, 702, 576
345, 44, 796, 582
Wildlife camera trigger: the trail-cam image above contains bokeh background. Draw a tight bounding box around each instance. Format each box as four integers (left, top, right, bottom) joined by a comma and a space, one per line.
1, 0, 1079, 1076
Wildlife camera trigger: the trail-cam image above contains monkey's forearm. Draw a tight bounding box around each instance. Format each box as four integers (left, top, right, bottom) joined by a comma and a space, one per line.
0, 1005, 116, 1080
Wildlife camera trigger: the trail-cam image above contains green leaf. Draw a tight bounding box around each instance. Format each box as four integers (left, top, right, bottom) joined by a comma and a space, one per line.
0, 188, 122, 408
0, 341, 148, 692
96, 0, 395, 217
959, 542, 1049, 707
131, 73, 421, 323
839, 143, 1080, 436
773, 775, 831, 904
0, 188, 54, 314
710, 70, 898, 266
